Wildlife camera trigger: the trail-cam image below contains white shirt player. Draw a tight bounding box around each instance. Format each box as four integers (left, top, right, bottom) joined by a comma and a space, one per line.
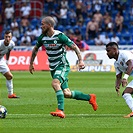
114, 50, 133, 76
0, 39, 15, 60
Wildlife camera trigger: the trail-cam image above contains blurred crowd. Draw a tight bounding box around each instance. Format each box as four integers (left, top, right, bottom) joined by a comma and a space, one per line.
0, 0, 133, 51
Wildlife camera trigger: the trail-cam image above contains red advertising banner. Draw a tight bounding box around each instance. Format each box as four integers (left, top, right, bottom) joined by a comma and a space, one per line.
8, 51, 49, 71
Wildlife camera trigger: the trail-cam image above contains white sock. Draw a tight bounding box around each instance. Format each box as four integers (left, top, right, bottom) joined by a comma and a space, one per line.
6, 79, 13, 95
122, 93, 133, 112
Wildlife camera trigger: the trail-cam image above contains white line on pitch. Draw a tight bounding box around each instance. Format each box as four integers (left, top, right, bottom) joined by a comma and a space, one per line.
7, 114, 124, 116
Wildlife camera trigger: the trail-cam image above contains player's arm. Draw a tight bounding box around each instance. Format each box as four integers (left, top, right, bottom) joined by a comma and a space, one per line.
122, 60, 133, 87
70, 43, 85, 70
29, 46, 39, 74
115, 72, 122, 96
6, 50, 11, 64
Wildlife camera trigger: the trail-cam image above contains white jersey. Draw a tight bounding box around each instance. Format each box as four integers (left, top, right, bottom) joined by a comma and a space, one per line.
0, 39, 15, 60
114, 51, 133, 75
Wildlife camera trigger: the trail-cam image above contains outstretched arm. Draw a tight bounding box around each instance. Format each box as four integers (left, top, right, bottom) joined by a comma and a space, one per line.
70, 43, 85, 70
122, 60, 133, 87
29, 46, 39, 74
115, 72, 122, 96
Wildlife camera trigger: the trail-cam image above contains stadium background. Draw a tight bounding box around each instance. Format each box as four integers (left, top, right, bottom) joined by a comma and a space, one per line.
0, 0, 133, 71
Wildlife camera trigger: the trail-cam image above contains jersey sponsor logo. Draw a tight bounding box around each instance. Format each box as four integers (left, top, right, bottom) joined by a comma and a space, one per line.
49, 44, 56, 47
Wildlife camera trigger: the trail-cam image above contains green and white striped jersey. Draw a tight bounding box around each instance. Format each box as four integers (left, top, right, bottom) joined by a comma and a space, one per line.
36, 30, 74, 70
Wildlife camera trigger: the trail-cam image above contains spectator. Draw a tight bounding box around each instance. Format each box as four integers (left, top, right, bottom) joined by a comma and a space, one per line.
32, 25, 42, 40
115, 12, 124, 32
111, 33, 120, 43
11, 18, 20, 39
92, 0, 102, 13
26, 27, 34, 41
75, 0, 83, 18
20, 16, 30, 33
104, 0, 113, 13
20, 33, 31, 46
20, 2, 31, 19
60, 0, 69, 9
4, 3, 14, 26
94, 34, 103, 46
103, 12, 113, 32
103, 34, 110, 45
45, 0, 55, 15
113, 0, 120, 10
73, 33, 89, 51
85, 17, 99, 40
59, 5, 68, 26
12, 35, 18, 44
93, 10, 103, 28
68, 8, 77, 26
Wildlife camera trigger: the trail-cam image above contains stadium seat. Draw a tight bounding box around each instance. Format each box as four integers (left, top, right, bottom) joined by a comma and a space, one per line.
119, 39, 127, 45
122, 31, 131, 41
57, 25, 65, 32
31, 40, 37, 46
84, 18, 91, 25
31, 18, 40, 27
86, 40, 95, 45
65, 25, 72, 31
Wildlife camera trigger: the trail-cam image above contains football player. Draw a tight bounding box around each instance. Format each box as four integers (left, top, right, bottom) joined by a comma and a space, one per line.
106, 42, 133, 118
0, 30, 19, 98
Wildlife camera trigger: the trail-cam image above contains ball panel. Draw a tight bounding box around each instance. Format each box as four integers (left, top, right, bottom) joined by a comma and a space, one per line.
0, 105, 7, 118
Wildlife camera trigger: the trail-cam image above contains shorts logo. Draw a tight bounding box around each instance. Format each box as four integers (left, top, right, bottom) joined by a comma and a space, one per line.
55, 70, 61, 75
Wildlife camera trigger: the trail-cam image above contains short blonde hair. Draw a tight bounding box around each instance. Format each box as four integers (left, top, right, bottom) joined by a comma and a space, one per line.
43, 16, 55, 27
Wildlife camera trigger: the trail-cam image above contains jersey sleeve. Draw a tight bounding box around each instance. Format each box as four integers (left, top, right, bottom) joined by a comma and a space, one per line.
36, 34, 44, 48
114, 65, 121, 75
58, 33, 74, 47
122, 52, 133, 63
9, 41, 15, 50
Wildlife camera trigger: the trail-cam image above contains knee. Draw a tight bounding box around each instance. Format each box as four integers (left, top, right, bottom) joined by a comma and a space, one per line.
64, 91, 71, 98
51, 79, 60, 90
6, 74, 13, 80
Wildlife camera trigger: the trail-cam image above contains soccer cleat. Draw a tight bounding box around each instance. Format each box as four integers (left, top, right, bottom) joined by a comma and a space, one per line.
89, 94, 98, 111
124, 112, 133, 118
50, 109, 65, 118
8, 93, 20, 98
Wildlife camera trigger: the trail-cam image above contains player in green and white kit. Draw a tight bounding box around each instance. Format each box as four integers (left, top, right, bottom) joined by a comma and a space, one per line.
29, 16, 98, 118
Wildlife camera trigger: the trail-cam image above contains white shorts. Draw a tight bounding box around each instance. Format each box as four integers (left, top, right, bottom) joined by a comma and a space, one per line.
127, 80, 133, 88
0, 58, 9, 75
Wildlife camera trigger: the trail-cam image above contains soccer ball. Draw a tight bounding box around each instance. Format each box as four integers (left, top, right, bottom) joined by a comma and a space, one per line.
0, 105, 7, 118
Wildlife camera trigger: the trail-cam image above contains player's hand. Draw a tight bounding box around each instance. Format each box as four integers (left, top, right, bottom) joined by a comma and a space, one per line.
115, 86, 120, 96
122, 79, 128, 87
78, 60, 85, 70
29, 64, 34, 74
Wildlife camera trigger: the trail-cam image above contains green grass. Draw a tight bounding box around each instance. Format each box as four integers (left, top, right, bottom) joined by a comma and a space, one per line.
0, 71, 133, 133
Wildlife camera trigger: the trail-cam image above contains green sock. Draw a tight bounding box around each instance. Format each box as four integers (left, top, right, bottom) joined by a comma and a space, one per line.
71, 90, 91, 101
56, 90, 64, 111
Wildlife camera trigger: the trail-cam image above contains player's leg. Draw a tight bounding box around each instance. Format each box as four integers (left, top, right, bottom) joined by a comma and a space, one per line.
3, 71, 19, 98
50, 68, 65, 118
60, 66, 98, 111
63, 87, 98, 111
1, 61, 19, 98
122, 80, 133, 118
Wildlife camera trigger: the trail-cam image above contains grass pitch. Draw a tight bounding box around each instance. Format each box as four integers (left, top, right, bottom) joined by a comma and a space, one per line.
0, 71, 133, 133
